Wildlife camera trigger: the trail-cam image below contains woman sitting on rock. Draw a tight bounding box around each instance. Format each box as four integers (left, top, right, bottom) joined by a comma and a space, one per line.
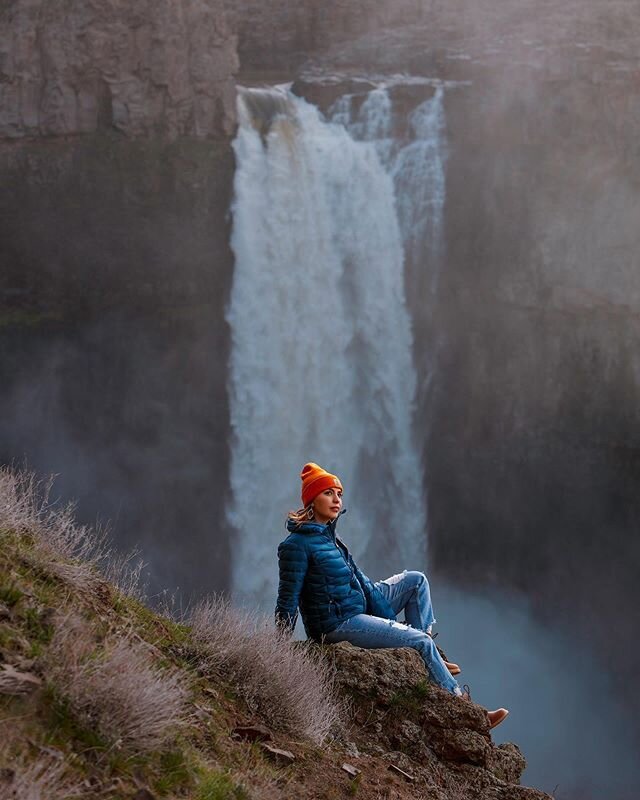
275, 462, 509, 730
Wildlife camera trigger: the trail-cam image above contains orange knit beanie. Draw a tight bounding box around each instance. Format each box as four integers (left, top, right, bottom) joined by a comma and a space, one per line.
300, 462, 343, 507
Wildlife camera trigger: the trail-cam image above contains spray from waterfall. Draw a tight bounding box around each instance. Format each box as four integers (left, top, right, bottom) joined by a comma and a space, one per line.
227, 86, 426, 610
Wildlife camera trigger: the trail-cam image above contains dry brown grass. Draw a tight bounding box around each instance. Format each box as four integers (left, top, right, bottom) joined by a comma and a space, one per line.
189, 595, 343, 745
101, 546, 146, 598
0, 466, 144, 598
2, 758, 77, 800
7, 759, 87, 800
0, 468, 102, 560
0, 729, 82, 800
0, 466, 107, 587
46, 615, 189, 754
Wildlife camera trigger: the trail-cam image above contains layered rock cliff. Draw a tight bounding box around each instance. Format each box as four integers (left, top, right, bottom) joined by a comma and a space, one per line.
225, 0, 428, 74
0, 0, 239, 595
0, 0, 237, 139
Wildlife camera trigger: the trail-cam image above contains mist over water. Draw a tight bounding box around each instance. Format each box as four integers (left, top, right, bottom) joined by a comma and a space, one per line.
435, 581, 639, 799
227, 87, 425, 609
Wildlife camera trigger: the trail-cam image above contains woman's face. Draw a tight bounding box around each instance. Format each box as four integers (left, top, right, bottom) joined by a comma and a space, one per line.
312, 487, 343, 524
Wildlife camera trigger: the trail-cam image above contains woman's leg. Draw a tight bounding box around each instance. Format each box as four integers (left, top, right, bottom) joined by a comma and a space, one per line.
375, 570, 435, 633
323, 613, 459, 694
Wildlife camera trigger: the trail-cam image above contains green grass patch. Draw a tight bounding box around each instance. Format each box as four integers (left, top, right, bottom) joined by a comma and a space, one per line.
21, 607, 54, 644
195, 768, 249, 800
388, 679, 431, 714
151, 747, 196, 796
0, 619, 32, 655
0, 583, 23, 607
117, 595, 190, 645
42, 685, 109, 755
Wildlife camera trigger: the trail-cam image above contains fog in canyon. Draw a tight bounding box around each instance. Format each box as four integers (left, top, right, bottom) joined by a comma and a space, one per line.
1, 1, 639, 796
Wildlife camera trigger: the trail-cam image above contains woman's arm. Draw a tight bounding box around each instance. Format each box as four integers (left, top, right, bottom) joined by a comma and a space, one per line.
275, 539, 309, 634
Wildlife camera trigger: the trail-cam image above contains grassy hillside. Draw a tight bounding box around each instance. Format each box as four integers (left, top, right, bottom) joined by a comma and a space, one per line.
0, 467, 551, 800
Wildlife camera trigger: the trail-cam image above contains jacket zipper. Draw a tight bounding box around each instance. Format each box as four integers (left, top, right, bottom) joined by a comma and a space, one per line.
326, 512, 367, 605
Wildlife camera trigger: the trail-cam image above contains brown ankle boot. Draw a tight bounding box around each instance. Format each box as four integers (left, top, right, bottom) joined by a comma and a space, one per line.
457, 686, 509, 729
444, 660, 461, 676
487, 708, 509, 729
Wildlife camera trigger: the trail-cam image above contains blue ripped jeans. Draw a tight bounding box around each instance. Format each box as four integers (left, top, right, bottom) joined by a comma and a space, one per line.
323, 570, 460, 694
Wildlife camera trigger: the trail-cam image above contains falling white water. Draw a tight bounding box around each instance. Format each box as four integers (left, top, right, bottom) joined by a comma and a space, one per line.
394, 90, 447, 289
227, 87, 426, 611
330, 84, 447, 294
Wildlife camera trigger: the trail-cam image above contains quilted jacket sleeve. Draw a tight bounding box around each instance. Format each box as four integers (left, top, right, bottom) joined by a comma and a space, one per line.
275, 538, 309, 634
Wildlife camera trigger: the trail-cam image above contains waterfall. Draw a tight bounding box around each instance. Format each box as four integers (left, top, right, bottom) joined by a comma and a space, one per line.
330, 84, 447, 296
329, 83, 448, 455
227, 86, 426, 610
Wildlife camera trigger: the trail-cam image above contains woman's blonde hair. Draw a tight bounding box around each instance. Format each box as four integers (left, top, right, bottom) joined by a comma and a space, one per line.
287, 505, 314, 528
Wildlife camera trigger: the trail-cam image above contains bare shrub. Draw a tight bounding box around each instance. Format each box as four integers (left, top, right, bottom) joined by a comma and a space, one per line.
0, 466, 44, 535
0, 748, 84, 800
0, 465, 144, 597
47, 615, 189, 754
190, 595, 342, 744
0, 466, 109, 590
101, 547, 146, 599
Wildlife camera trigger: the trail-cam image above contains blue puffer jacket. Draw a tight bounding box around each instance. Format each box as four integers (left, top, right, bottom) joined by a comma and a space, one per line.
275, 510, 396, 640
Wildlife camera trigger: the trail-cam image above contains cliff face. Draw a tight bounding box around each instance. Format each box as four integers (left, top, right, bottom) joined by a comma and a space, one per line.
0, 0, 238, 307
0, 0, 237, 139
0, 0, 239, 595
226, 0, 427, 74
329, 643, 550, 800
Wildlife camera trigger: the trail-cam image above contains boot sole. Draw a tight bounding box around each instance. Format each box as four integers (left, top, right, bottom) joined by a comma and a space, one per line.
488, 708, 509, 729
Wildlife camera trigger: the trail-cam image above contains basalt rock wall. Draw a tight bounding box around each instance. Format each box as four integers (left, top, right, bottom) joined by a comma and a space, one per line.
0, 0, 237, 140
0, 0, 239, 594
226, 0, 428, 75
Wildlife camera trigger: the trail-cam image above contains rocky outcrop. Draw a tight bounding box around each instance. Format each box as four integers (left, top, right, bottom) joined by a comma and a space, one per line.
0, 0, 237, 140
327, 642, 551, 800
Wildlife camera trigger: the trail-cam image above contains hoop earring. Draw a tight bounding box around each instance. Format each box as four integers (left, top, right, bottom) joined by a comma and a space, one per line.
307, 506, 314, 519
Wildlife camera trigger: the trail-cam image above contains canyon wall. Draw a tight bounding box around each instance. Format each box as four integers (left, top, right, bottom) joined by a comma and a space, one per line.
225, 0, 428, 74
0, 0, 237, 140
0, 0, 239, 593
